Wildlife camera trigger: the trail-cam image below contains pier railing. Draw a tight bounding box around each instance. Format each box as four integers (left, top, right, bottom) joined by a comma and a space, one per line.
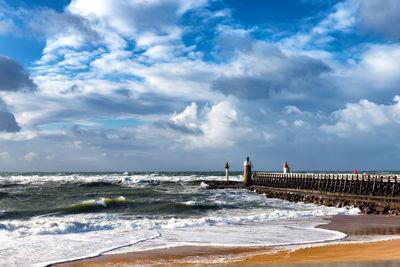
252, 173, 400, 198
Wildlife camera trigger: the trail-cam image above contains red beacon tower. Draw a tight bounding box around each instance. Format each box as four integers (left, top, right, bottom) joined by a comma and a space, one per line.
283, 161, 291, 174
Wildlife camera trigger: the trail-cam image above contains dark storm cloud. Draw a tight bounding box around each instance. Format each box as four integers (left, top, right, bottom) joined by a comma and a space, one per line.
61, 84, 82, 94
213, 46, 331, 99
0, 98, 20, 133
85, 93, 172, 115
0, 111, 21, 132
358, 0, 400, 40
157, 121, 203, 135
213, 76, 276, 99
0, 56, 37, 92
0, 56, 30, 132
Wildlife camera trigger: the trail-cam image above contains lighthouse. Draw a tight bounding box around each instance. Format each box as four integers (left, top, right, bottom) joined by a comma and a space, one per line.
283, 161, 290, 174
243, 157, 252, 186
225, 162, 230, 182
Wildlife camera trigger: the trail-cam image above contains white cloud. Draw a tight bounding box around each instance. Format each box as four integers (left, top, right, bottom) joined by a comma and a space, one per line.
200, 101, 238, 147
316, 0, 358, 33
262, 131, 276, 142
24, 152, 38, 162
285, 105, 303, 115
337, 44, 400, 96
168, 101, 245, 149
0, 151, 10, 160
0, 18, 14, 35
293, 120, 307, 127
0, 130, 61, 141
281, 0, 359, 51
44, 34, 85, 55
170, 102, 198, 130
278, 119, 288, 127
66, 0, 207, 47
321, 96, 400, 137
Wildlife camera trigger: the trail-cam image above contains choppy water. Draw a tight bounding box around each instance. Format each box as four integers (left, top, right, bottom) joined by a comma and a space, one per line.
0, 172, 360, 266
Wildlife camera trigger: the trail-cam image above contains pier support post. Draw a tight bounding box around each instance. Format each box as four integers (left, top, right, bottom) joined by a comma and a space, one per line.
243, 157, 252, 186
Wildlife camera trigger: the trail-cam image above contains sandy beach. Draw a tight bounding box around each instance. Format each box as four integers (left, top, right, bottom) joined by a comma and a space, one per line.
55, 215, 400, 266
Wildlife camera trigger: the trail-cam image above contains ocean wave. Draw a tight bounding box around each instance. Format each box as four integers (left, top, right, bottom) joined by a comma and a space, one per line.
0, 173, 243, 187
0, 196, 131, 219
123, 200, 360, 231
0, 220, 114, 236
77, 181, 115, 187
70, 196, 127, 209
0, 202, 359, 236
0, 182, 21, 188
158, 202, 221, 213
37, 221, 114, 235
182, 200, 219, 207
0, 214, 121, 236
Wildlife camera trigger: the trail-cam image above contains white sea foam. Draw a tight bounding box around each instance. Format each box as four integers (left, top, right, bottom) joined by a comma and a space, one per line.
0, 199, 360, 266
0, 173, 242, 186
199, 181, 209, 188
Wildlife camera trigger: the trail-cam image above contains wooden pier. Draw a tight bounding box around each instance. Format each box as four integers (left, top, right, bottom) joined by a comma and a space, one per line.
252, 172, 400, 198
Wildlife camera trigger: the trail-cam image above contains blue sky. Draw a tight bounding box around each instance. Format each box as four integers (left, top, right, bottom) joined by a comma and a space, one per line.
0, 0, 399, 171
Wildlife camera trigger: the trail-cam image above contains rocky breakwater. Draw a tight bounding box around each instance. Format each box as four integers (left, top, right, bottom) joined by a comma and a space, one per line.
205, 181, 243, 189
204, 181, 400, 215
251, 187, 400, 216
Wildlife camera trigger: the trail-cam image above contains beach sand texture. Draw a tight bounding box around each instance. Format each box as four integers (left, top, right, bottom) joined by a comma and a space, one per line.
55, 215, 400, 266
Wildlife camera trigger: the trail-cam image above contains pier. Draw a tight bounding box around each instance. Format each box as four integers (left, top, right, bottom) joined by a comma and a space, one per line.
246, 171, 400, 215
205, 159, 400, 215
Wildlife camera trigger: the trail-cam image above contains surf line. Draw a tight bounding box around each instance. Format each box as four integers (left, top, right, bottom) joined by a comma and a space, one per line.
41, 232, 162, 267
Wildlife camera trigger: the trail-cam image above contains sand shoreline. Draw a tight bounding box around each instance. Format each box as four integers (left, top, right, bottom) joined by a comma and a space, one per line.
54, 215, 400, 266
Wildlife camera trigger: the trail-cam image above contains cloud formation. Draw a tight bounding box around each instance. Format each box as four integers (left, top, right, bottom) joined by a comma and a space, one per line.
167, 101, 246, 149
0, 55, 37, 132
357, 0, 400, 40
213, 42, 331, 99
0, 56, 37, 92
1, 0, 400, 170
321, 96, 400, 137
0, 98, 21, 133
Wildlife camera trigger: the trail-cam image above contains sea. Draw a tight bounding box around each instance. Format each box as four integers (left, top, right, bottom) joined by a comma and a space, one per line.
0, 171, 361, 266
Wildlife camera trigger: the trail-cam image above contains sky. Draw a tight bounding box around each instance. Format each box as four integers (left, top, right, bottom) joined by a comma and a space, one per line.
0, 0, 399, 172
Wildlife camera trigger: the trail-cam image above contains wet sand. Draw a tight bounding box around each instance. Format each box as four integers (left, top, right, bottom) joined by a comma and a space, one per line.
55, 215, 400, 266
